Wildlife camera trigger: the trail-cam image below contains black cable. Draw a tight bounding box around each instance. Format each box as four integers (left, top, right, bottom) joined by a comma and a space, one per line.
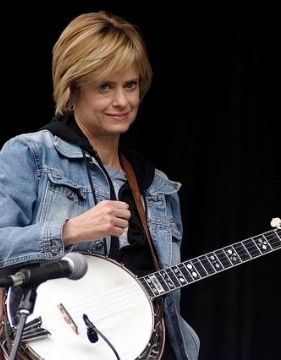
83, 314, 120, 360
82, 150, 108, 256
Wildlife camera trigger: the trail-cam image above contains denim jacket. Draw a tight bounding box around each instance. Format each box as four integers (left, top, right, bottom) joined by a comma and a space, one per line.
0, 130, 200, 359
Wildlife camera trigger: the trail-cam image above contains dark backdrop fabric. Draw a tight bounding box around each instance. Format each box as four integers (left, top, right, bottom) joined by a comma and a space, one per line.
1, 2, 280, 360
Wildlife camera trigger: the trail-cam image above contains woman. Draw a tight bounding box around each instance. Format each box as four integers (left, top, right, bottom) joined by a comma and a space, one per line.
0, 11, 200, 359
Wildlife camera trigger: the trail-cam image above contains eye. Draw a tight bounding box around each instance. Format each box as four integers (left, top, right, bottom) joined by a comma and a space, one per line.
125, 81, 138, 89
98, 83, 110, 91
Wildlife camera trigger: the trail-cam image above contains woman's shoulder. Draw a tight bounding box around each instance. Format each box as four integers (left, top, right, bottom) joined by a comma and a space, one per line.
3, 129, 54, 146
0, 130, 54, 153
121, 146, 181, 194
152, 168, 182, 194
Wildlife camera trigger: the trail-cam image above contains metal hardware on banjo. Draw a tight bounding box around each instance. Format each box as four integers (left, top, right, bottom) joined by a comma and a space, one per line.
1, 218, 281, 359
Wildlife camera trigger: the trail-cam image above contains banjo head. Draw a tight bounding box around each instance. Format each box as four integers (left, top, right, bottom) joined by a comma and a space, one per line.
7, 254, 154, 360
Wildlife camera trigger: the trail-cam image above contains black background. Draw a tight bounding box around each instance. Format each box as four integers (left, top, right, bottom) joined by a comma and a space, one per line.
1, 2, 280, 359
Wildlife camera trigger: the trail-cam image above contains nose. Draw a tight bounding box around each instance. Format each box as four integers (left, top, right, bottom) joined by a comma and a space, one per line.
112, 88, 128, 107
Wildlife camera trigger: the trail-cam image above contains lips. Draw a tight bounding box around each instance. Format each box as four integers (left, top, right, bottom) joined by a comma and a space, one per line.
106, 112, 129, 120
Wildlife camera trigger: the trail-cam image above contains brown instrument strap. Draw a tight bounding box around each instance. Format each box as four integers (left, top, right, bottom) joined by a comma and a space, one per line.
120, 153, 165, 359
120, 153, 160, 271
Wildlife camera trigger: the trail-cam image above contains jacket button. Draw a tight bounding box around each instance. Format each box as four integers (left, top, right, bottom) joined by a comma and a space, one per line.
95, 241, 104, 250
66, 190, 75, 200
50, 245, 58, 255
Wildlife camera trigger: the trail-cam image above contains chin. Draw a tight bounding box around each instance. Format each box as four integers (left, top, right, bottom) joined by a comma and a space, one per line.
117, 121, 134, 133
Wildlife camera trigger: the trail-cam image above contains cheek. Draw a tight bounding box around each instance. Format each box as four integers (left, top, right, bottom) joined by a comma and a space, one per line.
130, 99, 140, 117
130, 93, 141, 108
130, 105, 139, 124
89, 98, 110, 113
80, 88, 109, 111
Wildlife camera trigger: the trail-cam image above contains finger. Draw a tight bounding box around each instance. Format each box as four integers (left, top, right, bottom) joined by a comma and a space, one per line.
111, 200, 130, 209
115, 208, 131, 220
113, 218, 129, 229
110, 225, 127, 237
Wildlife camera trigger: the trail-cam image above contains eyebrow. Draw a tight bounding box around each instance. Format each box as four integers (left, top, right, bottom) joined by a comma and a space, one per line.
101, 78, 139, 85
125, 78, 139, 82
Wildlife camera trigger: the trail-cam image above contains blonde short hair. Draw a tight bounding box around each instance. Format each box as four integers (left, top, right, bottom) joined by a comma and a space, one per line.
52, 11, 153, 115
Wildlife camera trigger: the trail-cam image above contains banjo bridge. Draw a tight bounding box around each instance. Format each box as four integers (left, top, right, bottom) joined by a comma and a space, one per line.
57, 303, 79, 335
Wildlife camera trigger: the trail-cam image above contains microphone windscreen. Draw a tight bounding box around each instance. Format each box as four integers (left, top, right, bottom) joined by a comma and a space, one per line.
63, 253, 88, 280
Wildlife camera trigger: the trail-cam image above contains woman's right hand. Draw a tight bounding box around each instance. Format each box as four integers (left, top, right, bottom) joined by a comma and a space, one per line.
62, 200, 131, 245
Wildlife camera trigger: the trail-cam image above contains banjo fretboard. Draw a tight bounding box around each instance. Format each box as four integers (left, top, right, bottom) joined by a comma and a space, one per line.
139, 228, 281, 299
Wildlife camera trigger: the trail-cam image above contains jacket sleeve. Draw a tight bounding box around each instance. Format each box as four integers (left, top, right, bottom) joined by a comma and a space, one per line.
0, 136, 65, 269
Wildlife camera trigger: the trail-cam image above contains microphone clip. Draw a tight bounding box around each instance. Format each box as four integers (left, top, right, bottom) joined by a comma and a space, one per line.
83, 314, 99, 343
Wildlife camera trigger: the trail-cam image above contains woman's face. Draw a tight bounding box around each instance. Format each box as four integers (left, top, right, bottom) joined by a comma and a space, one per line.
74, 65, 140, 139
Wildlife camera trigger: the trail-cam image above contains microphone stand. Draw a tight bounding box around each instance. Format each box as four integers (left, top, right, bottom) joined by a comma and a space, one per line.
9, 285, 38, 360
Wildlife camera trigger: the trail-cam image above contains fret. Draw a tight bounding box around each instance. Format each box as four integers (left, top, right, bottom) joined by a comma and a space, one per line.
214, 249, 233, 268
166, 268, 181, 287
199, 255, 216, 275
264, 230, 281, 249
191, 259, 208, 277
159, 270, 176, 290
171, 266, 188, 286
178, 263, 195, 283
184, 261, 201, 280
262, 234, 273, 250
232, 242, 251, 261
139, 278, 155, 297
143, 275, 165, 296
242, 239, 262, 257
206, 252, 224, 271
223, 246, 242, 265
253, 235, 272, 253
146, 274, 166, 295
155, 272, 170, 292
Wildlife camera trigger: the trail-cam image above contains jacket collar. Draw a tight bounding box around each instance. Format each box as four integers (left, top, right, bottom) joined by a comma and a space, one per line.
41, 113, 156, 192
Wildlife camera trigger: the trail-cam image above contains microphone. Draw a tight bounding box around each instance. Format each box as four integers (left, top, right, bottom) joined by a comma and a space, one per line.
83, 313, 99, 343
0, 253, 88, 288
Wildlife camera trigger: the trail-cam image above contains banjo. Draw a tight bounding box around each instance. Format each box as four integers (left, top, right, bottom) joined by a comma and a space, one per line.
2, 218, 281, 360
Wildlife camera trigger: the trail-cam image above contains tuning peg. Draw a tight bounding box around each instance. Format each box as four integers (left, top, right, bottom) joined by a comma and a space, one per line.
271, 217, 281, 229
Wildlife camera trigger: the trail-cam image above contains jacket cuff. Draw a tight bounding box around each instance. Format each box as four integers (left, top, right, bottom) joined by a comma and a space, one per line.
42, 220, 66, 258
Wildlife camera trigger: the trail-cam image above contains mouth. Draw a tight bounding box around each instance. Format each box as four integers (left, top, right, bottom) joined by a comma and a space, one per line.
106, 112, 130, 121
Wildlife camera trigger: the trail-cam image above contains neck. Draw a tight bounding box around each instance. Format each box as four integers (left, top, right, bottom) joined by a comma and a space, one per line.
74, 113, 121, 167
74, 118, 121, 170
91, 141, 121, 170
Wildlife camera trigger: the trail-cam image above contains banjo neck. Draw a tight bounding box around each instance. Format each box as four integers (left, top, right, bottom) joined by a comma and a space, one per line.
139, 226, 281, 300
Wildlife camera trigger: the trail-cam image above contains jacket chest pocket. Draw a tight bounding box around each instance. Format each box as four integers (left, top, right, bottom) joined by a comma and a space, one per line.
39, 172, 87, 222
